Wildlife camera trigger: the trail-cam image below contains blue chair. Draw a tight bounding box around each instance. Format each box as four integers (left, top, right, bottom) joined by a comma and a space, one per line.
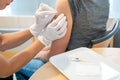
89, 19, 120, 48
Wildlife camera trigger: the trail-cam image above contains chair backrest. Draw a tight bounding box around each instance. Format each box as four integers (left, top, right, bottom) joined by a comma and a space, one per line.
113, 21, 120, 47
91, 18, 120, 48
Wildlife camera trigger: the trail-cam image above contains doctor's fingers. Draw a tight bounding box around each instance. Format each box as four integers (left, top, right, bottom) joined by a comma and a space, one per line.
54, 16, 67, 30
57, 24, 67, 38
57, 21, 67, 35
49, 14, 65, 27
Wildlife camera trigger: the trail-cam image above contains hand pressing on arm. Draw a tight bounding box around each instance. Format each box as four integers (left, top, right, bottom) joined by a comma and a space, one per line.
0, 3, 67, 77
34, 0, 72, 62
29, 3, 57, 37
39, 14, 67, 46
35, 14, 67, 61
30, 3, 67, 46
0, 3, 57, 51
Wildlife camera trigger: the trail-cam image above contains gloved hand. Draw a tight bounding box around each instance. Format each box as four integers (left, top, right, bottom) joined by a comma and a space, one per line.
30, 3, 57, 37
38, 14, 67, 46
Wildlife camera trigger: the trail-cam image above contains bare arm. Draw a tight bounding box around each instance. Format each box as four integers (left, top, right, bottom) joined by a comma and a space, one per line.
0, 29, 33, 51
0, 40, 45, 78
35, 0, 72, 61
46, 0, 72, 60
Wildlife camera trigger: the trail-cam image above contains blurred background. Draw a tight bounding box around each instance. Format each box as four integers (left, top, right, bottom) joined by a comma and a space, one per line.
0, 0, 120, 52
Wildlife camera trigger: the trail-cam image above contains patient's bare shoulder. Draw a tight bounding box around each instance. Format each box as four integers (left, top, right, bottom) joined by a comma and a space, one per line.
55, 0, 72, 24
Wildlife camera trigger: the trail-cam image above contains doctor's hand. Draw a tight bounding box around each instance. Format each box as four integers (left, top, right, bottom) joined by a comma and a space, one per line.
38, 14, 67, 46
30, 3, 57, 37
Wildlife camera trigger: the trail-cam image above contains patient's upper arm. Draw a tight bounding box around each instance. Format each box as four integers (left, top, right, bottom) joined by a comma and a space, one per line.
48, 0, 73, 57
0, 33, 2, 47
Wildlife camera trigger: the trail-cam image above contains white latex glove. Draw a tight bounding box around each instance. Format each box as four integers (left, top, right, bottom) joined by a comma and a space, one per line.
38, 14, 67, 46
30, 3, 57, 37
